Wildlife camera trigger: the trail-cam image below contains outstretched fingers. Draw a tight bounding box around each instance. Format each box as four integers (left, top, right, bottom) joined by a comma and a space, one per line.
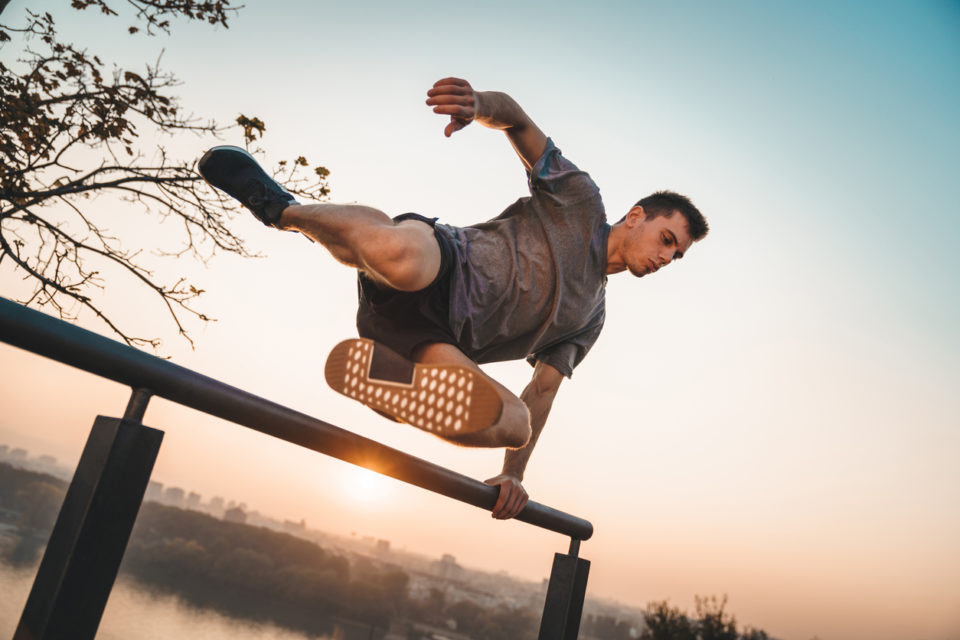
430, 77, 472, 91
428, 101, 474, 115
426, 77, 477, 137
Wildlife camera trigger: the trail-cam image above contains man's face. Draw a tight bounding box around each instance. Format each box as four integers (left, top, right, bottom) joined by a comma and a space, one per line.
622, 208, 693, 278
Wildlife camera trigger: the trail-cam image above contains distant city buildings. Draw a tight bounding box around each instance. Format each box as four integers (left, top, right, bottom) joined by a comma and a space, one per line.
141, 477, 247, 525
208, 496, 225, 516
283, 518, 306, 534
0, 444, 71, 479
223, 506, 247, 524
433, 553, 463, 580
162, 486, 185, 509
145, 481, 163, 502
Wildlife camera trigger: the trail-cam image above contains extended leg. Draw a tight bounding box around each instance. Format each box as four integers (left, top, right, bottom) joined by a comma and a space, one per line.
197, 146, 440, 292
280, 204, 441, 292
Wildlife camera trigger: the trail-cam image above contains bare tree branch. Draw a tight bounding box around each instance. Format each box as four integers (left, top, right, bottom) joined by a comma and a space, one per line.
0, 4, 330, 350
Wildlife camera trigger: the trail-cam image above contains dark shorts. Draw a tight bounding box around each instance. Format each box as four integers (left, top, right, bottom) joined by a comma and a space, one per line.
355, 213, 458, 359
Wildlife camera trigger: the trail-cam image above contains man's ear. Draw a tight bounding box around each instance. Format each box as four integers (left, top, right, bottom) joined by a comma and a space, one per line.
625, 205, 645, 227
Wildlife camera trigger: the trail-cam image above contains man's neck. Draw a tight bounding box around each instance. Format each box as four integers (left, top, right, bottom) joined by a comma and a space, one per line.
605, 223, 626, 275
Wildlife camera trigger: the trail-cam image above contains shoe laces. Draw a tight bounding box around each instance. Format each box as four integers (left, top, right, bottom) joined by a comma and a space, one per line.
244, 178, 272, 207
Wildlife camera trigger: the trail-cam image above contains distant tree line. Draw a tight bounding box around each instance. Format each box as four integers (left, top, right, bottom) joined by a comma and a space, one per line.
122, 503, 408, 635
640, 595, 778, 640
0, 461, 67, 564
403, 587, 539, 640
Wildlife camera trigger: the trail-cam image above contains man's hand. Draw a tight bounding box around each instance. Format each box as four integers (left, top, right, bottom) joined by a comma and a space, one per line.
427, 77, 547, 169
426, 77, 478, 138
484, 473, 529, 520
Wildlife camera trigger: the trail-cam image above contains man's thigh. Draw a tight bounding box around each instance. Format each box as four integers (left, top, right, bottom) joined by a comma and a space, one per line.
381, 218, 442, 292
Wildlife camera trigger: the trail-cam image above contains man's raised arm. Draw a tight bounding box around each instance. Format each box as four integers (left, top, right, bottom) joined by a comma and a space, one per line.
484, 361, 564, 519
426, 77, 548, 171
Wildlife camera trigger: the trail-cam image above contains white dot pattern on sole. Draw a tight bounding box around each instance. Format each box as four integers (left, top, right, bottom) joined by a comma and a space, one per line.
338, 342, 477, 433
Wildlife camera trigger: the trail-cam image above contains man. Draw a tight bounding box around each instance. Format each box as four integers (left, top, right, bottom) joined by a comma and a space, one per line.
198, 77, 708, 520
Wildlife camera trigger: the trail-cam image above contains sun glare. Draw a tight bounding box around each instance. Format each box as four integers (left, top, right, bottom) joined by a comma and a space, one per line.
337, 464, 394, 505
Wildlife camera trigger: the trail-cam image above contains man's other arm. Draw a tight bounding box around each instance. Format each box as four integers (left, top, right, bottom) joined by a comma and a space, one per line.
426, 77, 548, 171
485, 361, 564, 519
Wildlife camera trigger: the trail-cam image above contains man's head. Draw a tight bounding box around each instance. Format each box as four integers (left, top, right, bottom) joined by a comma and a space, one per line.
630, 191, 708, 241
609, 190, 708, 278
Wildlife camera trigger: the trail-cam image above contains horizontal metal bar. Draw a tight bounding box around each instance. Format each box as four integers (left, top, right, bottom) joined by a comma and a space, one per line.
0, 297, 593, 540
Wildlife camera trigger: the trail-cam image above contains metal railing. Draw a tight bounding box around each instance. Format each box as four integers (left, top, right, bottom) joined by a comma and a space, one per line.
0, 297, 591, 639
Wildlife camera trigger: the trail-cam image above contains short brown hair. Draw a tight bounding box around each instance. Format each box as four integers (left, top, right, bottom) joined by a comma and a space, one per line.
624, 190, 709, 241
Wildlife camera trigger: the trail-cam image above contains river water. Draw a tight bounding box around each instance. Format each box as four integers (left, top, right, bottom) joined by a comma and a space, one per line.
0, 562, 356, 640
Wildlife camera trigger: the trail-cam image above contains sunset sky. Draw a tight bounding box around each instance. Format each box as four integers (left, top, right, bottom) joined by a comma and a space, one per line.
1, 1, 958, 639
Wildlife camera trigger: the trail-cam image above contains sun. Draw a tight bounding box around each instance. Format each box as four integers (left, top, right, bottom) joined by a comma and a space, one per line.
337, 464, 394, 505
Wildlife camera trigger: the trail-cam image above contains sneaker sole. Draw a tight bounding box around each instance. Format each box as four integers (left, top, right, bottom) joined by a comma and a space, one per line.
324, 338, 502, 437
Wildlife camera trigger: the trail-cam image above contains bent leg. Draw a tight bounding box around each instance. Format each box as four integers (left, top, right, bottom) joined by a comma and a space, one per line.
280, 203, 441, 292
412, 343, 531, 449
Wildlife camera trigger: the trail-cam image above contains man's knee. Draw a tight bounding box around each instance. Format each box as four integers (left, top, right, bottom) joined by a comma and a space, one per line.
499, 398, 531, 449
368, 225, 440, 292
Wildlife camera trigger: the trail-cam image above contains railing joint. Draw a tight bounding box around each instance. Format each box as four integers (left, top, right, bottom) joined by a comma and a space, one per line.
123, 387, 153, 423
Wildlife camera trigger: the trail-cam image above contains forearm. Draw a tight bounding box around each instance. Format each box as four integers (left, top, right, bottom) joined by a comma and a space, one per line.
474, 91, 534, 131
501, 382, 557, 480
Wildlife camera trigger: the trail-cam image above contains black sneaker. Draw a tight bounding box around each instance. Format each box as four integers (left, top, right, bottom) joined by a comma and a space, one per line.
197, 145, 298, 227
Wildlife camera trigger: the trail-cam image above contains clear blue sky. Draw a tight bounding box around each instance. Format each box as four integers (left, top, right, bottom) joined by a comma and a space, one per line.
1, 2, 958, 639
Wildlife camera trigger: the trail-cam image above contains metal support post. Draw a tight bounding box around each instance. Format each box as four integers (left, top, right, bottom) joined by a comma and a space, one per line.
123, 387, 152, 422
15, 390, 163, 640
538, 538, 590, 640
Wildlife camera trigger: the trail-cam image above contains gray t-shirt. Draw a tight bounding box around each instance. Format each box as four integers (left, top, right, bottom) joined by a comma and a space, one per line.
436, 139, 609, 377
